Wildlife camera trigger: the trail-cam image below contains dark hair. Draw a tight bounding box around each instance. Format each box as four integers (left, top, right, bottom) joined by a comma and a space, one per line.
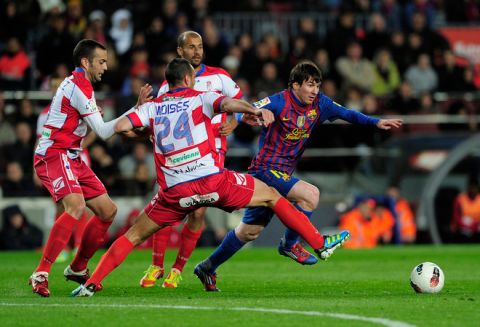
166, 58, 194, 86
73, 39, 106, 67
288, 60, 322, 88
177, 31, 202, 47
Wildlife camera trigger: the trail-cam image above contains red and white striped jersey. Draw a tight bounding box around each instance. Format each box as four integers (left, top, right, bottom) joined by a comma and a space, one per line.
128, 87, 226, 189
35, 68, 101, 157
158, 64, 242, 153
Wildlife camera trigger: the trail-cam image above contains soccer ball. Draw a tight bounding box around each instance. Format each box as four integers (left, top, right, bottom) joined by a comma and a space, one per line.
410, 262, 445, 294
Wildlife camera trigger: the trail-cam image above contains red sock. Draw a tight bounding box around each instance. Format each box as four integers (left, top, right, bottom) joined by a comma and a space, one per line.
152, 226, 171, 267
35, 212, 78, 273
172, 224, 203, 271
70, 216, 112, 272
86, 235, 134, 287
72, 212, 89, 249
272, 197, 324, 249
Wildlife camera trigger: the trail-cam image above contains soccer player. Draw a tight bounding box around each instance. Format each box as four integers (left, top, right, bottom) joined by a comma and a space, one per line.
71, 58, 348, 297
140, 31, 242, 289
29, 39, 151, 297
193, 60, 402, 291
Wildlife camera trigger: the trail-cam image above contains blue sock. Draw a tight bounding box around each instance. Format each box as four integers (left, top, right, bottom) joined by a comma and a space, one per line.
282, 204, 313, 249
205, 230, 245, 273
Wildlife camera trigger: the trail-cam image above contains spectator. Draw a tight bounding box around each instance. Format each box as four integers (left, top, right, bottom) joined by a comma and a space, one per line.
12, 97, 38, 132
325, 9, 359, 62
437, 50, 468, 92
336, 41, 375, 93
145, 17, 174, 65
0, 1, 28, 44
373, 0, 403, 31
404, 53, 438, 96
66, 0, 86, 40
386, 185, 416, 243
118, 142, 155, 193
109, 9, 133, 60
338, 199, 394, 249
202, 16, 229, 66
2, 161, 37, 197
87, 9, 108, 45
451, 176, 480, 242
4, 121, 35, 175
388, 31, 410, 74
36, 13, 76, 78
0, 93, 15, 147
370, 48, 401, 96
363, 13, 390, 59
253, 62, 284, 99
0, 36, 31, 90
0, 205, 43, 250
388, 81, 420, 115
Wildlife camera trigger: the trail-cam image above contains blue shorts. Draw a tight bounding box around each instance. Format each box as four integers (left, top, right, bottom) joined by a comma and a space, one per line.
242, 169, 299, 225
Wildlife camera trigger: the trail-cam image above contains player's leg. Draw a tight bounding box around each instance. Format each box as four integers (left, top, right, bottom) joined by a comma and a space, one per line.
67, 194, 117, 276
279, 180, 320, 265
195, 208, 271, 291
248, 177, 349, 257
140, 226, 170, 288
164, 207, 206, 288
72, 211, 162, 297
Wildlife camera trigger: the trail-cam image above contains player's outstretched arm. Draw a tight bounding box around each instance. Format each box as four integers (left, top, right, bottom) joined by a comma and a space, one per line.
376, 119, 403, 130
221, 98, 274, 127
136, 83, 153, 108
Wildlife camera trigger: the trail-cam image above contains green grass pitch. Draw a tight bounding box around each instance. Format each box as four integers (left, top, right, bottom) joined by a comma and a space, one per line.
0, 245, 478, 326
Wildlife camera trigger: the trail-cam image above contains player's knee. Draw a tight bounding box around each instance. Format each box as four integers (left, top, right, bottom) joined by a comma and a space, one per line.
307, 186, 320, 209
65, 203, 87, 219
267, 186, 281, 204
97, 202, 117, 222
236, 225, 263, 242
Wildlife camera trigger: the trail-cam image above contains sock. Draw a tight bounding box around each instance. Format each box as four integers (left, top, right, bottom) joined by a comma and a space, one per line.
205, 230, 245, 273
86, 235, 134, 287
72, 212, 89, 249
172, 224, 203, 272
70, 216, 112, 272
272, 197, 324, 250
283, 203, 313, 249
152, 226, 171, 268
35, 212, 78, 273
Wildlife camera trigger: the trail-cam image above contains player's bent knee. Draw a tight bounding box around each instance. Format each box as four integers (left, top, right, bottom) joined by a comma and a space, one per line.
308, 186, 320, 208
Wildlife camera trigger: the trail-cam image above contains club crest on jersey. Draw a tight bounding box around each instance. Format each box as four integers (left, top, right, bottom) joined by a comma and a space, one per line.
253, 97, 271, 109
297, 116, 306, 128
179, 192, 219, 208
85, 99, 98, 113
307, 109, 317, 120
206, 81, 212, 90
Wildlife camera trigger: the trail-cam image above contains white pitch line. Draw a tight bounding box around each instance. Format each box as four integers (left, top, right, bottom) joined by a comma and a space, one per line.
0, 302, 415, 327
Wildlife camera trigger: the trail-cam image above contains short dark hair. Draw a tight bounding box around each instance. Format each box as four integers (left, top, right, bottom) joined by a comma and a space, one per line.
73, 39, 106, 67
288, 60, 322, 88
166, 58, 194, 86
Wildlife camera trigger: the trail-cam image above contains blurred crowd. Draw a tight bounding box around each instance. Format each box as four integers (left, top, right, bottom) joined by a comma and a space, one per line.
0, 0, 480, 198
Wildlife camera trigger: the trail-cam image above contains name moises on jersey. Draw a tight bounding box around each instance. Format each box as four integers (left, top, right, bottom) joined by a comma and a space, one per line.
155, 100, 190, 116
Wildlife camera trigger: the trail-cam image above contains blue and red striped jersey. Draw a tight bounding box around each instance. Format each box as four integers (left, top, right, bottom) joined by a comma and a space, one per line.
248, 89, 380, 175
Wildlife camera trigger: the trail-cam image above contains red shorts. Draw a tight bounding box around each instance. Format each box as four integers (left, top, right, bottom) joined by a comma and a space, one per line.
144, 169, 255, 226
34, 151, 107, 202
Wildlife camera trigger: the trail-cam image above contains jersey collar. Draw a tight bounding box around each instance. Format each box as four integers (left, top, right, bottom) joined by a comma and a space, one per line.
168, 87, 189, 93
195, 64, 206, 77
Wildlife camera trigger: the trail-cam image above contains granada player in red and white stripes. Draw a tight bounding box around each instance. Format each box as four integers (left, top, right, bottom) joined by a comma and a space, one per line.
140, 31, 243, 289
72, 58, 348, 297
29, 39, 152, 297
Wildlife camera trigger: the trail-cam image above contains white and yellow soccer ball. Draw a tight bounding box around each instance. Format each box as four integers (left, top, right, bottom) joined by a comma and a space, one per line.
410, 262, 445, 294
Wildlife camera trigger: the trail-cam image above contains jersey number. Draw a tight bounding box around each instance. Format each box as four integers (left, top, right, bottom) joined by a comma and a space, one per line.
155, 112, 194, 152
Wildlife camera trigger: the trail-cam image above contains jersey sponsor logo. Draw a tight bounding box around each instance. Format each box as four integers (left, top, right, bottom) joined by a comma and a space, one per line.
281, 116, 290, 121
171, 162, 206, 174
41, 127, 52, 138
53, 176, 65, 193
85, 99, 99, 113
307, 109, 317, 120
297, 116, 306, 128
285, 128, 309, 141
162, 96, 184, 102
155, 100, 190, 116
179, 192, 219, 208
233, 172, 247, 186
165, 147, 201, 167
253, 97, 271, 109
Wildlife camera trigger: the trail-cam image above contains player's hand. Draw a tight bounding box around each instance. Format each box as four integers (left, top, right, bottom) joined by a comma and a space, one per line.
219, 119, 238, 136
241, 113, 262, 126
258, 109, 274, 127
377, 119, 403, 130
97, 105, 104, 117
136, 83, 154, 108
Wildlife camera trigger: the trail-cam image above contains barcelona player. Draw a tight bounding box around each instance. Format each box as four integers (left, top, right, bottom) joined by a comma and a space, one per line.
194, 60, 402, 291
